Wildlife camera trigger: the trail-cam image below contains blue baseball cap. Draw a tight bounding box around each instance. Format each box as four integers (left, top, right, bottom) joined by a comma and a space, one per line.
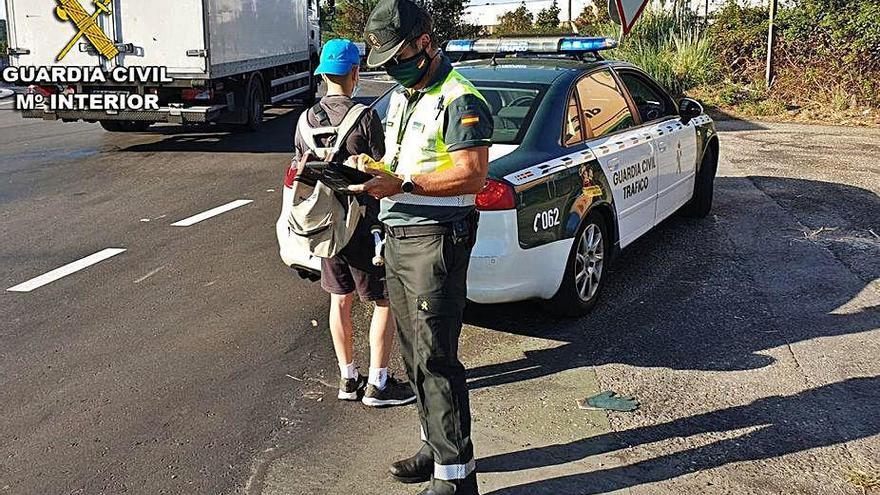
315, 39, 362, 76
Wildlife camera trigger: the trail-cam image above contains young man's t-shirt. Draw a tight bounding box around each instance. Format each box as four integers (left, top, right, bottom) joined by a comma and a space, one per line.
293, 94, 385, 164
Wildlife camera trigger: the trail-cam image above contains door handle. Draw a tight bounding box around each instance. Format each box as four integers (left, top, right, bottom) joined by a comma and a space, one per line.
657, 141, 668, 152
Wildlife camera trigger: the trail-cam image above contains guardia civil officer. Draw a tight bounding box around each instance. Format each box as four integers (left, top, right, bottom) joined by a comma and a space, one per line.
348, 1, 492, 493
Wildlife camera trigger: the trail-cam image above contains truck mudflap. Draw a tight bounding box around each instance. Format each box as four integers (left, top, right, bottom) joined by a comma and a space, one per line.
21, 104, 228, 124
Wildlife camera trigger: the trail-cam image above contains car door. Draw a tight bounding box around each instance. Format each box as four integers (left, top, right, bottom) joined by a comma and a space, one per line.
578, 69, 658, 248
617, 69, 698, 222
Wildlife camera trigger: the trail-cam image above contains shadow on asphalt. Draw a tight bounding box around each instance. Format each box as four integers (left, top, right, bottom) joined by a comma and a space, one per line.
465, 176, 879, 377
706, 109, 770, 131
464, 175, 880, 492
479, 376, 879, 494
116, 105, 304, 154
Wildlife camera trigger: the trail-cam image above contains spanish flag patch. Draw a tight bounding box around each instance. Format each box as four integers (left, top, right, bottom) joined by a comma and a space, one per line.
461, 115, 480, 126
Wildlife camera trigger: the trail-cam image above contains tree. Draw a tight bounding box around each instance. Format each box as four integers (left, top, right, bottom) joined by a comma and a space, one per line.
496, 2, 534, 35
422, 0, 475, 44
327, 0, 480, 47
593, 0, 612, 23
320, 0, 339, 42
573, 0, 611, 32
535, 0, 562, 32
331, 0, 378, 41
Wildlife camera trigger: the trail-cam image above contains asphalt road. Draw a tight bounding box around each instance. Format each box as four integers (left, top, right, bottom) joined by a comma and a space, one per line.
2, 83, 879, 495
0, 79, 393, 495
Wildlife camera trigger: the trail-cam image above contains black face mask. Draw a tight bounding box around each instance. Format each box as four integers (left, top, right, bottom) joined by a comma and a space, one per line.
385, 48, 431, 88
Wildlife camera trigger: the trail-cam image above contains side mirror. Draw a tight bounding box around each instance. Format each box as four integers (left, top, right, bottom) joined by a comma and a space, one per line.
678, 97, 703, 124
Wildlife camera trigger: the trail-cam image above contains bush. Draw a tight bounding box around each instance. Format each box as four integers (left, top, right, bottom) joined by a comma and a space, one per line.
705, 1, 768, 81
599, 8, 717, 95
704, 0, 880, 109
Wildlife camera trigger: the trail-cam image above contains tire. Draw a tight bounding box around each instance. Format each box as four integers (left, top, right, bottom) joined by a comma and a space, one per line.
303, 57, 319, 106
681, 144, 718, 218
546, 211, 609, 317
100, 120, 152, 132
243, 77, 265, 132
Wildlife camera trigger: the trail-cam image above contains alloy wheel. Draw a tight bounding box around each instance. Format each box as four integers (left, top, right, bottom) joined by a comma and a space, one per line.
574, 223, 604, 302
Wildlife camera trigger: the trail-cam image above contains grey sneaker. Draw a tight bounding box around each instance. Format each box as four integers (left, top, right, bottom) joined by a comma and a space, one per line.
338, 374, 367, 401
362, 376, 417, 407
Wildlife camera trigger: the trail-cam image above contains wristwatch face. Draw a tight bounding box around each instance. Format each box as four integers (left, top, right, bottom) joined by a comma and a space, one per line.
402, 181, 415, 193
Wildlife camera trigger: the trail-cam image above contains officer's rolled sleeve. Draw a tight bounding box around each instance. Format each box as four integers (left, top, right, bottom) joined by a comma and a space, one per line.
443, 94, 493, 152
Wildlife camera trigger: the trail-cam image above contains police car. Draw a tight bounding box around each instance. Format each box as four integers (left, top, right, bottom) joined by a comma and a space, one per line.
278, 36, 719, 316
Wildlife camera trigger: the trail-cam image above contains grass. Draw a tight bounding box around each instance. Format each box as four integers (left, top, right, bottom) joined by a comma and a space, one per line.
846, 465, 880, 493
594, 8, 716, 96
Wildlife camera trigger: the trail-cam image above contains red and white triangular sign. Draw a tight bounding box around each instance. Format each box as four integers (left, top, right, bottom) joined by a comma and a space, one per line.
615, 0, 650, 35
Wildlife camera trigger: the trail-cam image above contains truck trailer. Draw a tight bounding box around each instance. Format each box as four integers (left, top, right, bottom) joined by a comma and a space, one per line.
3, 0, 321, 131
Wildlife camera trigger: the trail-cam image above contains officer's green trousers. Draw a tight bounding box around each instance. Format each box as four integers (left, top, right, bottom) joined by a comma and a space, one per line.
385, 230, 475, 481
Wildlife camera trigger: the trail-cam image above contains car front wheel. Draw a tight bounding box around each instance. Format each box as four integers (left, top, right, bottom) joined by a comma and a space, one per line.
681, 144, 718, 217
546, 211, 608, 317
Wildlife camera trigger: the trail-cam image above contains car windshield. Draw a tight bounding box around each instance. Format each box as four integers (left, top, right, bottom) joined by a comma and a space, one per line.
371, 82, 546, 145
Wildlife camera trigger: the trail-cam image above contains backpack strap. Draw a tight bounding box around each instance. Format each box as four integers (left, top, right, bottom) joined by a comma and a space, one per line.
297, 102, 370, 162
312, 102, 332, 127
329, 103, 369, 156
297, 109, 337, 160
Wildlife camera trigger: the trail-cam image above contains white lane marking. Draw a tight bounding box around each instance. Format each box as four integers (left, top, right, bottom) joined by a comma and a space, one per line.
171, 199, 253, 227
0, 100, 14, 108
133, 265, 165, 284
7, 248, 127, 293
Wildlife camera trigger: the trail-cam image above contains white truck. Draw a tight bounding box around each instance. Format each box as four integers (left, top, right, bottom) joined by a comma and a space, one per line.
3, 0, 321, 131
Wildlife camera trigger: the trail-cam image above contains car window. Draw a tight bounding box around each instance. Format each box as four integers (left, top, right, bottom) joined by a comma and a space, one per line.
563, 93, 583, 146
371, 83, 545, 145
575, 70, 635, 138
618, 71, 676, 122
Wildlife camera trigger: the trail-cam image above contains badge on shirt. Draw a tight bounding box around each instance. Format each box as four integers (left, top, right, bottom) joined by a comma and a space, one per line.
461, 114, 480, 127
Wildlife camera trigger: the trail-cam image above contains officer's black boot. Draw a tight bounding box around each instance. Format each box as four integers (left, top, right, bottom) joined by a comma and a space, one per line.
390, 442, 433, 483
417, 473, 479, 495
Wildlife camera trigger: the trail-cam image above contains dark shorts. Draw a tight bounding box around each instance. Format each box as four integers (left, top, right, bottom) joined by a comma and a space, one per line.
321, 255, 388, 302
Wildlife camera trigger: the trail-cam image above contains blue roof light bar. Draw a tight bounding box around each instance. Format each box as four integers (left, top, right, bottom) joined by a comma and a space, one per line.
445, 36, 618, 55
559, 37, 618, 52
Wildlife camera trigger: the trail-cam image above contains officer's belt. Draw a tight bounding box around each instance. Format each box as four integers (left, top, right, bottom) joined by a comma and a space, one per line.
385, 223, 452, 239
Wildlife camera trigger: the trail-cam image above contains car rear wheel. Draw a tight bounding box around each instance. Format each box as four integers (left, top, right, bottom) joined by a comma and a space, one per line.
681, 144, 718, 218
546, 211, 608, 317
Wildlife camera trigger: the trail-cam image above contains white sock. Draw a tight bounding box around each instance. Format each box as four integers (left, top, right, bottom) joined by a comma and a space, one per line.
339, 362, 357, 380
368, 367, 388, 389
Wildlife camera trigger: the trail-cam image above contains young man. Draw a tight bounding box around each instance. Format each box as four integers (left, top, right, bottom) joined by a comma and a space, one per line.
294, 38, 416, 407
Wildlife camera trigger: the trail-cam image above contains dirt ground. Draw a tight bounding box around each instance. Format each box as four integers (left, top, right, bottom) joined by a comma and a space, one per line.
254, 119, 880, 495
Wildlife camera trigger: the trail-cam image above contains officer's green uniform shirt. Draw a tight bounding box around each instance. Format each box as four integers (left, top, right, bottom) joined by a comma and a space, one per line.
379, 54, 493, 227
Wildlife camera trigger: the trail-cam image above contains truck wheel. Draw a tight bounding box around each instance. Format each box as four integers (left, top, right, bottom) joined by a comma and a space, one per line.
680, 144, 718, 218
304, 56, 319, 106
100, 121, 152, 132
244, 79, 265, 132
545, 211, 609, 317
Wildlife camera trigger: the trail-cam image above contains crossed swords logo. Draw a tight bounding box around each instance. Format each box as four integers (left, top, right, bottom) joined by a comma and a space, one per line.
55, 0, 119, 61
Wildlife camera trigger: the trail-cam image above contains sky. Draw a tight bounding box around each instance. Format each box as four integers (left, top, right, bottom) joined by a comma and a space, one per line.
1, 2, 5, 20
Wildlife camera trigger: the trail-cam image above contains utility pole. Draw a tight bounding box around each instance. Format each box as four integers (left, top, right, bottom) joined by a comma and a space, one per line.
705, 0, 710, 28
765, 0, 778, 86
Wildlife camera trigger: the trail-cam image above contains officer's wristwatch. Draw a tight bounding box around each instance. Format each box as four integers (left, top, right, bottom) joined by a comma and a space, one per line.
401, 174, 415, 194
